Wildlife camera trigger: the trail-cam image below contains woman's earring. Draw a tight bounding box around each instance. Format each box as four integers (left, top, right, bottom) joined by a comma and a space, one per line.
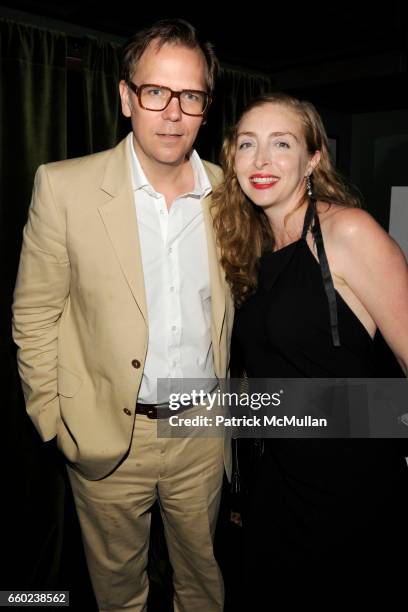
306, 174, 313, 197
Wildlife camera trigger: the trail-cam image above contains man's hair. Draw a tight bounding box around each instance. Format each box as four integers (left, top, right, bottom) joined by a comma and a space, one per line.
121, 18, 219, 92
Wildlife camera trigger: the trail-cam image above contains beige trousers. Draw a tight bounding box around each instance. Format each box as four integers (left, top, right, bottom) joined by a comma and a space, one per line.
67, 408, 225, 612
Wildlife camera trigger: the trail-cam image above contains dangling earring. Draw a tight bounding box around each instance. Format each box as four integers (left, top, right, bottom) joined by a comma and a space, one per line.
306, 174, 313, 197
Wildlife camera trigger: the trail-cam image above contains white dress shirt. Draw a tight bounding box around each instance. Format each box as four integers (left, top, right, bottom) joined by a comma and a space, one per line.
128, 133, 217, 402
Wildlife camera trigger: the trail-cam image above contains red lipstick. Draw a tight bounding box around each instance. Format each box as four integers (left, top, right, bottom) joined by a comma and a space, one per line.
249, 174, 279, 190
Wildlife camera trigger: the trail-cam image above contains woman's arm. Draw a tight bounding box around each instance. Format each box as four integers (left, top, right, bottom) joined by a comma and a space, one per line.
330, 207, 408, 376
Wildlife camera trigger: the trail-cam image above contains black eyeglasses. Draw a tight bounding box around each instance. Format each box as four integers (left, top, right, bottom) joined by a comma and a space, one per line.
127, 82, 211, 117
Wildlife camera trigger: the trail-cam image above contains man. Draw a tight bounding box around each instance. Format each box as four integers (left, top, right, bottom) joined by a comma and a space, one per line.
12, 19, 233, 612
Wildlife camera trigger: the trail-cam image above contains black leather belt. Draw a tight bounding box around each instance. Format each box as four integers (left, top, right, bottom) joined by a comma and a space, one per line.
135, 401, 193, 420
136, 384, 219, 420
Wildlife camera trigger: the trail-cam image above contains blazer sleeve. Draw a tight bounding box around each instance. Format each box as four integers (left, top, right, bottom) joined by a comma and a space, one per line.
12, 164, 70, 441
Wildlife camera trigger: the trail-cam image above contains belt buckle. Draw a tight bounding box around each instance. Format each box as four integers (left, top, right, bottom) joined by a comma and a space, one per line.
147, 406, 157, 419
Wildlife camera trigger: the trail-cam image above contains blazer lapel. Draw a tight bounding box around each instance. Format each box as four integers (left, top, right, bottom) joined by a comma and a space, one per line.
98, 138, 148, 322
201, 172, 227, 371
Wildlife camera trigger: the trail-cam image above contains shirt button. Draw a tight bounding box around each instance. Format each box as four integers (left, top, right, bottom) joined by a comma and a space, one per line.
160, 209, 164, 215
123, 408, 132, 416
170, 286, 175, 292
168, 247, 172, 254
131, 359, 141, 369
172, 325, 177, 331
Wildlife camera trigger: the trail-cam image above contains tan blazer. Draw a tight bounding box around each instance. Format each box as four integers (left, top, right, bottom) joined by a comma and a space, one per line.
12, 137, 234, 480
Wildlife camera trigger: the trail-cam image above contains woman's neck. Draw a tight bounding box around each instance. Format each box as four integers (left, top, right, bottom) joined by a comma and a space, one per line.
266, 200, 309, 251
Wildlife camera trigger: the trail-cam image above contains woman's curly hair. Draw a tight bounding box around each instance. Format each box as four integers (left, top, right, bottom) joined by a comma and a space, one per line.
212, 92, 361, 307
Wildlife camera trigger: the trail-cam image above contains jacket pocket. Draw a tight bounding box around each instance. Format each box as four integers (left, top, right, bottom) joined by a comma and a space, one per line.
57, 365, 83, 397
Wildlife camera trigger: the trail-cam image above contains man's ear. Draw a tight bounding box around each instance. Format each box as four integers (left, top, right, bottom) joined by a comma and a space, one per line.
201, 96, 213, 127
119, 80, 132, 118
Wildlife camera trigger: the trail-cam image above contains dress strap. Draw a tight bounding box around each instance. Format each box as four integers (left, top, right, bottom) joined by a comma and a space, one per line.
301, 200, 315, 239
306, 199, 341, 347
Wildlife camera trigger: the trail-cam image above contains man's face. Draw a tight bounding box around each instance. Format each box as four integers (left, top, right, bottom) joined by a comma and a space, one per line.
119, 41, 208, 171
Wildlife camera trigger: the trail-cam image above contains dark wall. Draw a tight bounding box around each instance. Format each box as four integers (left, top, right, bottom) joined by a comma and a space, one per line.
318, 107, 353, 179
350, 109, 408, 228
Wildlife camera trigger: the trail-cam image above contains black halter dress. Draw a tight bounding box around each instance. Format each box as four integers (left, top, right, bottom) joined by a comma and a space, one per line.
232, 201, 408, 604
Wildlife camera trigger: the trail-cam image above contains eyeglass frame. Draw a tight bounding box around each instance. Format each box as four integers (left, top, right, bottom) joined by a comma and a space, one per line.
126, 81, 212, 117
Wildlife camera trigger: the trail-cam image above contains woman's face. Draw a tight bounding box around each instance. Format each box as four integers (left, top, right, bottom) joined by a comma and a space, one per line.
234, 103, 318, 212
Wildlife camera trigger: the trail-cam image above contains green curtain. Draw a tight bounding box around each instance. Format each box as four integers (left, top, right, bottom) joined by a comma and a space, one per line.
0, 18, 67, 318
82, 36, 129, 153
0, 18, 68, 589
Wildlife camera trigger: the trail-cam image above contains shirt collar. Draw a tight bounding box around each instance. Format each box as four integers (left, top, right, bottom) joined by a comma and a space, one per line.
127, 132, 212, 199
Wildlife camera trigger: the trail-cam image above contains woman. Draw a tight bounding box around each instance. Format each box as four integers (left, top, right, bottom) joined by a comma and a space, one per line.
212, 93, 408, 605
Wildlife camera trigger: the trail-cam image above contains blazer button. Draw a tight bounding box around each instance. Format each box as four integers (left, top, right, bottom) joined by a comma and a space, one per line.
123, 408, 132, 416
131, 359, 141, 369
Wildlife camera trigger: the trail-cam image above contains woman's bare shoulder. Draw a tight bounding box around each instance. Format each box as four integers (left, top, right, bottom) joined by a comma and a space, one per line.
317, 202, 385, 243
317, 201, 404, 263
